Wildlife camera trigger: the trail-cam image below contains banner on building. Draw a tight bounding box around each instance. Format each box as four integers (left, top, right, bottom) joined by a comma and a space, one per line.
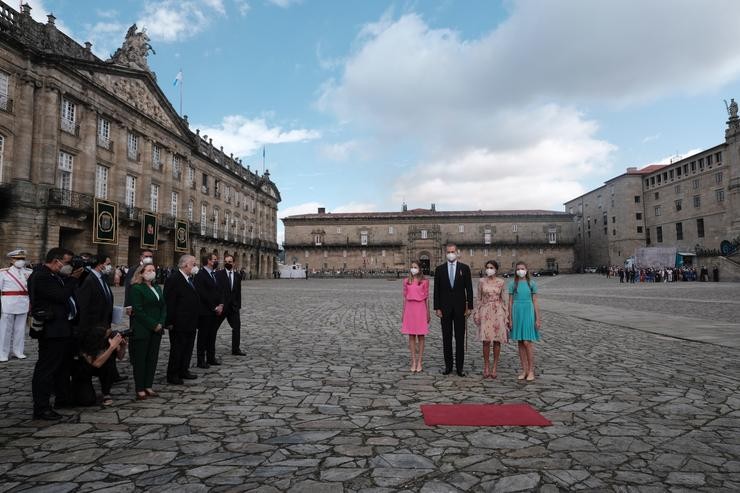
634, 247, 677, 268
93, 198, 118, 245
141, 211, 158, 249
175, 218, 189, 252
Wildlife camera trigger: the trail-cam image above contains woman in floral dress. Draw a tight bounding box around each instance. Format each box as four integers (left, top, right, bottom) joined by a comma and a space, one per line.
473, 260, 509, 379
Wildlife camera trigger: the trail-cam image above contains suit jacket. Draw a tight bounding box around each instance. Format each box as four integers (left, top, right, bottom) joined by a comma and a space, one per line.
123, 265, 136, 307
27, 265, 79, 338
129, 283, 166, 340
164, 271, 200, 333
433, 261, 474, 313
215, 269, 241, 312
76, 270, 114, 333
194, 268, 225, 318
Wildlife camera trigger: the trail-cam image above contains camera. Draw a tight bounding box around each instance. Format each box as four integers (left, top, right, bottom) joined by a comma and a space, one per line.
71, 255, 95, 270
110, 328, 131, 337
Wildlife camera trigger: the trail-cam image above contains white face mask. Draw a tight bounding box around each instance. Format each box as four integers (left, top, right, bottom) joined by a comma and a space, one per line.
485, 268, 496, 277
516, 269, 527, 278
59, 264, 73, 276
190, 265, 199, 276
102, 264, 113, 275
410, 267, 419, 276
13, 260, 26, 269
446, 252, 457, 262
143, 271, 156, 282
142, 257, 154, 265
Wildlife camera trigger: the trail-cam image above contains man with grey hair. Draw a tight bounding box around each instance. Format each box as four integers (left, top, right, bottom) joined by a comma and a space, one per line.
164, 254, 200, 385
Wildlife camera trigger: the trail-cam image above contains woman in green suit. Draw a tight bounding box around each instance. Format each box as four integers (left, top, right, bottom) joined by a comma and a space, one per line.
130, 263, 166, 400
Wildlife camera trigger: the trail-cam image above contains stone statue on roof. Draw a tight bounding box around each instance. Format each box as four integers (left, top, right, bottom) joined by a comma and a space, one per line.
725, 98, 738, 119
109, 23, 155, 71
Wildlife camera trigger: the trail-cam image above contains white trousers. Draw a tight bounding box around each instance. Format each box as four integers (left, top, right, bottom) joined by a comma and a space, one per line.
0, 312, 27, 359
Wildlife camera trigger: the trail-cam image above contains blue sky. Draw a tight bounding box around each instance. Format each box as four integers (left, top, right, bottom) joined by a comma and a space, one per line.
28, 0, 740, 243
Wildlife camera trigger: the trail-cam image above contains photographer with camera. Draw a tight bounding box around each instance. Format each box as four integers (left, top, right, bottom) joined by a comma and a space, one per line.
74, 326, 127, 406
28, 247, 83, 420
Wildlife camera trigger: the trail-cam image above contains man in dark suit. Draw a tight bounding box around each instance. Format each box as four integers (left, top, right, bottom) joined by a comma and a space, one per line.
28, 248, 82, 420
194, 253, 225, 367
215, 254, 244, 356
164, 254, 200, 384
76, 254, 114, 334
433, 242, 474, 377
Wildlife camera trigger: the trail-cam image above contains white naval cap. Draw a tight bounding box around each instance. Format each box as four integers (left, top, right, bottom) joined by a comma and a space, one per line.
7, 249, 27, 259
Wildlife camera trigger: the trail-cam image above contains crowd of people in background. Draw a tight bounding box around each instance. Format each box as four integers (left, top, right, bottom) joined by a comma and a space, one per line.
600, 265, 720, 283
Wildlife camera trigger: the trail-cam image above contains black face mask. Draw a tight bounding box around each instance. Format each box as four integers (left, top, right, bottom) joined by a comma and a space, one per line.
212, 261, 219, 269
224, 263, 233, 270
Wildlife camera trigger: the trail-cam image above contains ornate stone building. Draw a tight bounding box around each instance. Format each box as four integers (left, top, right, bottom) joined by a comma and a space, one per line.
0, 3, 280, 276
283, 206, 576, 275
565, 105, 740, 271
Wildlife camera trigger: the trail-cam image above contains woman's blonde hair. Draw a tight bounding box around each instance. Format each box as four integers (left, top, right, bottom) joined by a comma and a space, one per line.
406, 260, 425, 284
131, 264, 155, 285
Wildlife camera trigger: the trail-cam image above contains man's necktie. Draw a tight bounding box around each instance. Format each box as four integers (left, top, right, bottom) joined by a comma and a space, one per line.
187, 277, 195, 289
448, 262, 455, 288
229, 271, 233, 290
211, 271, 216, 283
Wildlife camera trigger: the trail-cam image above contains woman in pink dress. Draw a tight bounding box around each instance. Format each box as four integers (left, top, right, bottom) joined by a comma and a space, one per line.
401, 261, 430, 373
473, 260, 509, 379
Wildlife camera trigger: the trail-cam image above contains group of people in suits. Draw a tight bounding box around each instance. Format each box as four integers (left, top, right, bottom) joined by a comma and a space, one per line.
26, 247, 244, 420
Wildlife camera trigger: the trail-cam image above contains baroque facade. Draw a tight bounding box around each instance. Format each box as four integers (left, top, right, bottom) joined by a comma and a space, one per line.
282, 206, 576, 275
0, 3, 280, 277
565, 107, 740, 270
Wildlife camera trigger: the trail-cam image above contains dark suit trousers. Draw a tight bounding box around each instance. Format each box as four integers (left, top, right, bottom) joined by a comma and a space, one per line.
197, 315, 219, 363
32, 337, 76, 413
133, 332, 162, 390
224, 308, 241, 353
441, 308, 466, 372
167, 330, 196, 378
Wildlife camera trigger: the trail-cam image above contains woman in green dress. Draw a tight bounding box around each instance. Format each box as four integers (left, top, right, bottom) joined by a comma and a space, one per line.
507, 261, 541, 382
130, 263, 166, 400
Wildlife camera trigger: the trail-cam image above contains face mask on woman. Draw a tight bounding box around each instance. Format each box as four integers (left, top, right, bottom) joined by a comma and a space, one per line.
143, 271, 156, 282
410, 267, 419, 276
485, 268, 496, 277
516, 269, 527, 278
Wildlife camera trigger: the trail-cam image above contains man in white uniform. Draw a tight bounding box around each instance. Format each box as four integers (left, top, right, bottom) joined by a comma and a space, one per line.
0, 249, 31, 361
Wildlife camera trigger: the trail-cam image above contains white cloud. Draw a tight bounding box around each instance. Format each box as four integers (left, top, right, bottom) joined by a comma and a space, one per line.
268, 0, 301, 8
318, 140, 360, 161
659, 148, 703, 164
137, 0, 226, 43
642, 133, 661, 144
196, 115, 320, 159
83, 21, 128, 58
279, 201, 323, 219
331, 202, 377, 214
24, 0, 73, 35
319, 2, 740, 211
235, 0, 250, 16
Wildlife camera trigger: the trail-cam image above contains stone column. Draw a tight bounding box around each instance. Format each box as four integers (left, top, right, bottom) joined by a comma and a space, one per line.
12, 79, 37, 181
33, 85, 60, 185
725, 116, 740, 238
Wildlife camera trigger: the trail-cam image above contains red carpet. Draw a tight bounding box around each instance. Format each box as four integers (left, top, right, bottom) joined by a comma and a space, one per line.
421, 403, 552, 427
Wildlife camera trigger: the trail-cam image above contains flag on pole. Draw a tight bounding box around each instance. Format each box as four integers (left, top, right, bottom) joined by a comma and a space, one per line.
173, 70, 183, 86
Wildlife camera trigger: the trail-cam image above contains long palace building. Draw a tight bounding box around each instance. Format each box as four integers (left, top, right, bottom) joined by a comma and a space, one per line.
0, 2, 280, 276
283, 206, 575, 275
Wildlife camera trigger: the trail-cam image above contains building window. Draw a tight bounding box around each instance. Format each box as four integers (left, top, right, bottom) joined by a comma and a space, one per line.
172, 155, 182, 179
675, 184, 681, 193
152, 144, 162, 170
715, 171, 723, 184
200, 204, 207, 235
127, 133, 139, 161
602, 213, 607, 225
170, 191, 178, 216
707, 154, 713, 166
676, 222, 683, 241
637, 226, 643, 233
420, 229, 427, 239
382, 249, 386, 257
691, 161, 696, 172
675, 199, 682, 211
716, 189, 725, 202
388, 226, 394, 234
636, 212, 642, 220
484, 229, 491, 245
361, 231, 368, 245
693, 195, 701, 208
654, 206, 661, 216
716, 151, 722, 163
314, 234, 322, 246
213, 209, 219, 238
187, 199, 194, 221
214, 180, 221, 199
343, 250, 347, 258
699, 158, 704, 170
693, 178, 700, 190
697, 218, 705, 238
224, 212, 230, 240
677, 167, 682, 177
58, 151, 74, 194
61, 98, 77, 134
548, 231, 557, 244
0, 71, 9, 111
458, 224, 464, 233
125, 175, 136, 207
224, 185, 231, 203
97, 117, 111, 149
336, 227, 341, 234
611, 216, 616, 223
603, 227, 607, 235
512, 224, 518, 233
469, 249, 474, 257
187, 166, 195, 188
95, 164, 108, 199
150, 184, 159, 212
654, 192, 659, 200
656, 226, 663, 243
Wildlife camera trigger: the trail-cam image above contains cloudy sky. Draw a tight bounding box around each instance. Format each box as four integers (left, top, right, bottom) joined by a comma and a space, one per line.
28, 0, 740, 242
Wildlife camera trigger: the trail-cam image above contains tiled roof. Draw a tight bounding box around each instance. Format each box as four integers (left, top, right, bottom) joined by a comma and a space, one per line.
282, 209, 572, 221
627, 164, 668, 175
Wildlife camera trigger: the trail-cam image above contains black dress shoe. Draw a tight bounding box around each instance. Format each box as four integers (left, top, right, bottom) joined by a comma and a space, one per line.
196, 362, 209, 369
207, 359, 221, 366
232, 350, 246, 356
53, 401, 74, 409
440, 368, 452, 375
33, 409, 62, 420
457, 371, 467, 377
167, 377, 184, 385
113, 375, 129, 383
182, 372, 198, 380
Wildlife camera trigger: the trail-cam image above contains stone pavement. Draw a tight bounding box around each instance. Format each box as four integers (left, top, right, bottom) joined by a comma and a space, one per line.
0, 275, 739, 492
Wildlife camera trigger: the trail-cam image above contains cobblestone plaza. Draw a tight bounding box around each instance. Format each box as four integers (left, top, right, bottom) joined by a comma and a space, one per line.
1, 275, 739, 491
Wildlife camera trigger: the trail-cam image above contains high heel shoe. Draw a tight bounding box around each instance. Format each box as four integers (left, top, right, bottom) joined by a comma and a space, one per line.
136, 392, 148, 400
144, 389, 158, 397
483, 366, 490, 378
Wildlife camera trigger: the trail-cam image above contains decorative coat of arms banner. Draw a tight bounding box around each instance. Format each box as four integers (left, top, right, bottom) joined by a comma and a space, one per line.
141, 211, 158, 249
93, 199, 118, 245
175, 218, 189, 253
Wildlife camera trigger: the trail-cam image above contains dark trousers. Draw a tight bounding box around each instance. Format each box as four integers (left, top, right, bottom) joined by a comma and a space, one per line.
197, 315, 219, 363
132, 332, 162, 390
224, 308, 241, 353
441, 308, 466, 372
71, 355, 116, 406
32, 337, 75, 413
167, 330, 196, 378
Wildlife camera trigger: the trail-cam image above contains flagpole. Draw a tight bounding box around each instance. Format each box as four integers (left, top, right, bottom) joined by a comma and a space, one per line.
262, 146, 266, 173
179, 68, 183, 115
